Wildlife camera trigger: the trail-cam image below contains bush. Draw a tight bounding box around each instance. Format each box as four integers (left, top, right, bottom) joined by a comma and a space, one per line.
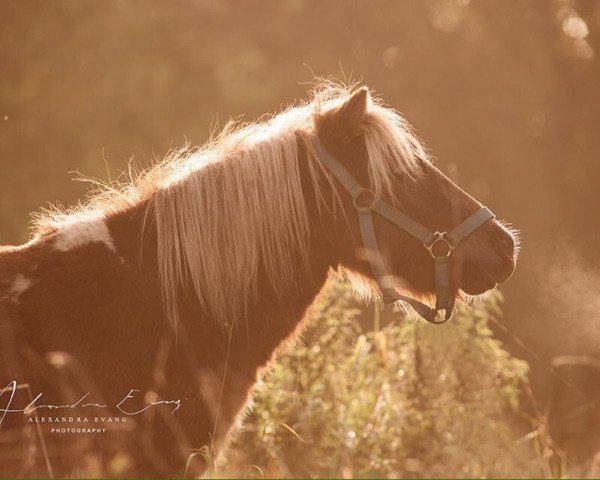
228, 281, 547, 478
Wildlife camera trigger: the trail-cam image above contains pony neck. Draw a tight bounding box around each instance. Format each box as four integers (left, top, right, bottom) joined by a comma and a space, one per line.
105, 191, 338, 370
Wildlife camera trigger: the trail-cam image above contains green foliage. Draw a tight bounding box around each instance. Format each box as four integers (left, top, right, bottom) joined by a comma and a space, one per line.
229, 282, 544, 477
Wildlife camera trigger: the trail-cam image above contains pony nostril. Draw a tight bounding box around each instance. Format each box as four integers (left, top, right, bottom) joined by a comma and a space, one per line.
495, 231, 515, 259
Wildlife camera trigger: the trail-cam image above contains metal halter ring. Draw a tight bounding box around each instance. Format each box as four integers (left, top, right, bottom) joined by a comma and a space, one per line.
352, 189, 378, 213
424, 231, 455, 258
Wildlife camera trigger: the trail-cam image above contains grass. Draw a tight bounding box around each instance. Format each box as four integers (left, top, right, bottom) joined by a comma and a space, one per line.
226, 281, 554, 478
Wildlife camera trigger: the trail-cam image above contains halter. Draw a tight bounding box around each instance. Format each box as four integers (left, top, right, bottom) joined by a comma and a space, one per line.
317, 140, 495, 324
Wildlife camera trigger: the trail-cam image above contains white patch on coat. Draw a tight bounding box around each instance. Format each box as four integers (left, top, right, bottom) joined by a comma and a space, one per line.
53, 214, 116, 253
3, 274, 33, 304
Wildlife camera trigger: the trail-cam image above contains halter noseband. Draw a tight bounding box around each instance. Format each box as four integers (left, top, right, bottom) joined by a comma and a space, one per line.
317, 140, 495, 324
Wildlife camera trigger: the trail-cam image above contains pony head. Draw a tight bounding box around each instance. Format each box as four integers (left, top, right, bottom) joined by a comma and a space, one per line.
314, 86, 517, 304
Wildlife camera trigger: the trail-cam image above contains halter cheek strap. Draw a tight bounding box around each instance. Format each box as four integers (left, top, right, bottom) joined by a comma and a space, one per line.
316, 139, 495, 324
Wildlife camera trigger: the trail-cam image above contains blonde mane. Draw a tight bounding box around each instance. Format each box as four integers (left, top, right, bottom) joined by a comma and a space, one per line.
34, 82, 428, 327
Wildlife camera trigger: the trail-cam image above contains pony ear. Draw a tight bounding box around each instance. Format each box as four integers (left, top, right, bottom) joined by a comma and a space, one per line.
316, 87, 370, 141
337, 87, 370, 129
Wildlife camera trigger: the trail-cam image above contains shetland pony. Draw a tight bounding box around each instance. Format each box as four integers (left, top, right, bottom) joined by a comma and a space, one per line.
0, 84, 516, 477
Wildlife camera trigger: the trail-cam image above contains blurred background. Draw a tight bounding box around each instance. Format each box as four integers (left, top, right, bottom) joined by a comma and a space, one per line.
1, 0, 600, 476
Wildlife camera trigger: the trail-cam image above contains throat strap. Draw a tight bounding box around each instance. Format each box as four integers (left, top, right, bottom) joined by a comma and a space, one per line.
357, 209, 450, 323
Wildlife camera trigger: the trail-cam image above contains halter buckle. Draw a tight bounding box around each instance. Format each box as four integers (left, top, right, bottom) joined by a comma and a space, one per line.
352, 189, 378, 213
425, 232, 455, 258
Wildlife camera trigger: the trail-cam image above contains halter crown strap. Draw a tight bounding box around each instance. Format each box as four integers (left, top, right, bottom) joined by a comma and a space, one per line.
318, 143, 436, 244
316, 139, 494, 324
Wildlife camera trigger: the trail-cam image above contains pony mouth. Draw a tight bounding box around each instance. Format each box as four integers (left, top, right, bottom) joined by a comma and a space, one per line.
455, 257, 518, 296
461, 281, 497, 296
458, 271, 499, 296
